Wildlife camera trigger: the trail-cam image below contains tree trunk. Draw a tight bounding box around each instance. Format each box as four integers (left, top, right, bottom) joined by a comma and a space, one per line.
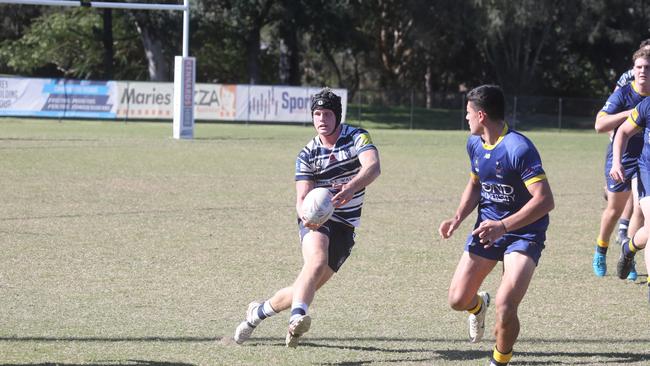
425, 62, 432, 109
246, 29, 262, 85
102, 9, 114, 80
132, 14, 170, 81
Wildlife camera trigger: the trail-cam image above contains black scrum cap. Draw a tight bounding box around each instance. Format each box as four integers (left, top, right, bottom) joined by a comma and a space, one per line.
311, 88, 342, 126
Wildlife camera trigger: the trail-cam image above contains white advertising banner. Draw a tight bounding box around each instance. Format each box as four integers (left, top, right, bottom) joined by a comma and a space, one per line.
236, 85, 347, 123
116, 81, 173, 119
0, 76, 347, 124
0, 77, 117, 118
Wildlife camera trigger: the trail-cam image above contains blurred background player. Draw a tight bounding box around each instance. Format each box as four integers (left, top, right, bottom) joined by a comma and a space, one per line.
439, 85, 554, 366
592, 47, 650, 279
609, 39, 650, 252
610, 75, 650, 299
233, 88, 381, 347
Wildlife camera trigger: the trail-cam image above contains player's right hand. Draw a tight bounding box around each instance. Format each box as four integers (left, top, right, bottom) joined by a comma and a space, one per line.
609, 163, 625, 182
439, 218, 458, 239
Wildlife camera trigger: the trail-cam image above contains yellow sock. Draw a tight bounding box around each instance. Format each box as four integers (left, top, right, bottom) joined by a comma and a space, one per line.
491, 346, 513, 365
468, 295, 483, 315
596, 238, 608, 254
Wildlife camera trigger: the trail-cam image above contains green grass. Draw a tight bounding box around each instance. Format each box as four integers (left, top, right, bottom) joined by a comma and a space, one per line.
0, 118, 648, 365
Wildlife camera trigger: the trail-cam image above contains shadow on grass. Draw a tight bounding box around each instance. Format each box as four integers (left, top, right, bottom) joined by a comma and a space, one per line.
246, 337, 650, 365
2, 336, 649, 365
439, 349, 650, 365
0, 361, 194, 366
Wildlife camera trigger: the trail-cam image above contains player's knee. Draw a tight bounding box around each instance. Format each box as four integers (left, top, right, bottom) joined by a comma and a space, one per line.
303, 259, 329, 277
447, 291, 472, 311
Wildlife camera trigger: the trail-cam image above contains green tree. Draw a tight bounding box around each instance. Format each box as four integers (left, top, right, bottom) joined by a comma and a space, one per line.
0, 7, 145, 80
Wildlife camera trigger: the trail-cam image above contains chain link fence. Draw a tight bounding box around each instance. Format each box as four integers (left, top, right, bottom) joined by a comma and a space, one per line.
347, 89, 604, 131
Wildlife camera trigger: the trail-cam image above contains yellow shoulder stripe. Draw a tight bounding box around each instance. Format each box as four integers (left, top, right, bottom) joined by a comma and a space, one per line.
524, 174, 546, 187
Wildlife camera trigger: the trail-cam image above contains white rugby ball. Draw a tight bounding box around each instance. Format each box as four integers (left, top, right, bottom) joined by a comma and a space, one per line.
301, 187, 334, 225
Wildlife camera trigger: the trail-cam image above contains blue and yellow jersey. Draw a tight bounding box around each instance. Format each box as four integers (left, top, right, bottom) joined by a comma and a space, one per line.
295, 124, 377, 227
467, 124, 548, 237
599, 81, 647, 163
626, 97, 650, 168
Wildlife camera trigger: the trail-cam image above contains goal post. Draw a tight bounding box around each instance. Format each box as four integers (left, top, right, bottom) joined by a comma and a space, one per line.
0, 0, 195, 139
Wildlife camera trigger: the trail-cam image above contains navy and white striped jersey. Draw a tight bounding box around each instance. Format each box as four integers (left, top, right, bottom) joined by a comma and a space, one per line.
295, 124, 377, 227
617, 69, 634, 88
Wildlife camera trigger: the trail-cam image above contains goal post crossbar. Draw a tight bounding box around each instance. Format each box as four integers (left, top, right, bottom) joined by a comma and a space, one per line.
1, 0, 195, 139
0, 0, 187, 11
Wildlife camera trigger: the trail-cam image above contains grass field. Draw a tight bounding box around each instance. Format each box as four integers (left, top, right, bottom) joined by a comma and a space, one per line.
1, 118, 649, 366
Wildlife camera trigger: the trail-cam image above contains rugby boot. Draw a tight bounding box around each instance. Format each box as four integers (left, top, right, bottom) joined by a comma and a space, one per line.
285, 314, 311, 348
234, 301, 261, 344
468, 291, 490, 343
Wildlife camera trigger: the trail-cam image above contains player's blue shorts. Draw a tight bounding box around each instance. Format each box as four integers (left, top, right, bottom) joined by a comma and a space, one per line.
298, 218, 355, 272
636, 163, 650, 199
464, 233, 545, 265
604, 145, 638, 192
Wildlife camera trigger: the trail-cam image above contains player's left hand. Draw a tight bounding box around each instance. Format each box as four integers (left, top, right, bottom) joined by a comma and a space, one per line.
301, 215, 322, 230
471, 219, 507, 248
331, 183, 354, 207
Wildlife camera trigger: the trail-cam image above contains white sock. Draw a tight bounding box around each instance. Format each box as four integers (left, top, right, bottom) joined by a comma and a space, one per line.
289, 301, 309, 323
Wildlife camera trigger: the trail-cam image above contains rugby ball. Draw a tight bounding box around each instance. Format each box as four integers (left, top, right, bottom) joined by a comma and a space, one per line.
301, 187, 334, 225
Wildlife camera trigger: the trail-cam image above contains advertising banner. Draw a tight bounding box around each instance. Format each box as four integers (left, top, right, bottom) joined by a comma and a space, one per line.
235, 85, 347, 123
0, 76, 347, 124
0, 78, 117, 118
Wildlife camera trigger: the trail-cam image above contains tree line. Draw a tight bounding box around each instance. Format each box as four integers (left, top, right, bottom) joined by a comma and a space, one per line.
1, 0, 649, 101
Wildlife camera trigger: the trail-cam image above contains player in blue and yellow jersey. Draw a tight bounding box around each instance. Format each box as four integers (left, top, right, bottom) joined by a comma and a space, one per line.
610, 63, 650, 300
607, 39, 650, 264
615, 39, 650, 90
233, 88, 381, 347
592, 47, 650, 279
609, 40, 650, 251
439, 85, 554, 366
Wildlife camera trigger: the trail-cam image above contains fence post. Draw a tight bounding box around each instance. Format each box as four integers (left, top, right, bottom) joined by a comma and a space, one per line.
558, 97, 563, 132
460, 93, 465, 130
512, 96, 517, 130
410, 88, 414, 130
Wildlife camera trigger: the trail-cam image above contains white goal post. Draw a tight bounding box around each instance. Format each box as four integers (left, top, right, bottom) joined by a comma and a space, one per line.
0, 0, 195, 139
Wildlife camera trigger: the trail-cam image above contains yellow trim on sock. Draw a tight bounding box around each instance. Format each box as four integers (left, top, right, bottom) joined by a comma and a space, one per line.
468, 296, 483, 315
597, 238, 608, 248
629, 239, 638, 253
493, 346, 513, 364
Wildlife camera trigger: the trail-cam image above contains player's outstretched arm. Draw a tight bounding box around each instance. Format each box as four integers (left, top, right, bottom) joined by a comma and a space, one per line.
439, 175, 481, 239
332, 148, 380, 207
594, 109, 633, 133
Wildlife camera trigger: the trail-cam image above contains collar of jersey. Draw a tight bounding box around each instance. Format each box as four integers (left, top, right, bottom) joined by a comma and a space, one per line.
632, 81, 650, 96
482, 123, 508, 150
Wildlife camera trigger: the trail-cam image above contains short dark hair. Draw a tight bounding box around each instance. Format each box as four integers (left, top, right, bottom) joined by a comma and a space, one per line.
311, 87, 342, 125
466, 84, 505, 121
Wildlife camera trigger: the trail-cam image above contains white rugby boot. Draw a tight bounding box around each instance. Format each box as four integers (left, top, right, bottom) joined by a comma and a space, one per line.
468, 291, 490, 343
285, 314, 312, 348
234, 301, 261, 344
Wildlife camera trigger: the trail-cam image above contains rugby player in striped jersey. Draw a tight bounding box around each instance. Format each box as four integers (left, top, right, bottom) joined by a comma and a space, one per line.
234, 88, 381, 347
